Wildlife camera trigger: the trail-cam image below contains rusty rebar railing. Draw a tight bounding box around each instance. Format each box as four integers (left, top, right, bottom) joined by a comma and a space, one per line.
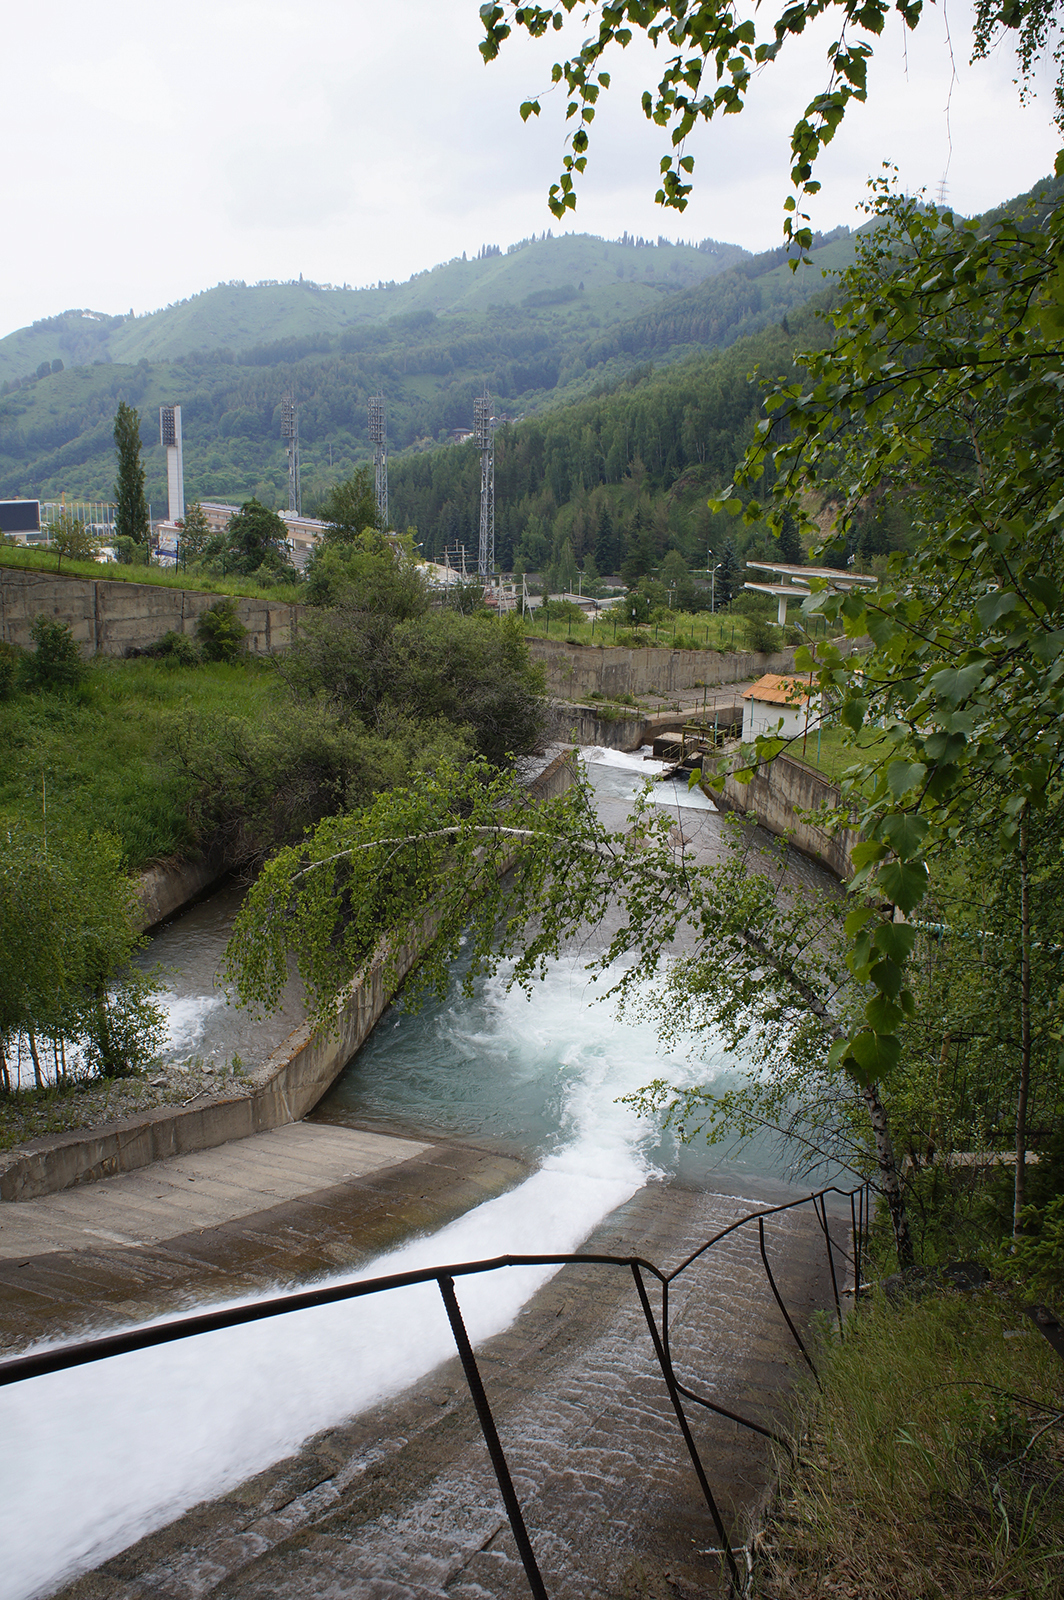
0, 1182, 869, 1598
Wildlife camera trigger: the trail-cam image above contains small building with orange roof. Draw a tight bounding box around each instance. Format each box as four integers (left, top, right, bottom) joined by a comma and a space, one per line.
741, 672, 821, 743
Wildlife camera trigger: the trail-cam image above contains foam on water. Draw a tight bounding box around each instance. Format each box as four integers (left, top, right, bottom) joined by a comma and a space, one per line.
581, 744, 722, 813
159, 991, 224, 1055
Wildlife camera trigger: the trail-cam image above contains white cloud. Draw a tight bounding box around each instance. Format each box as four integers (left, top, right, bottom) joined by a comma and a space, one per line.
1, 0, 1058, 331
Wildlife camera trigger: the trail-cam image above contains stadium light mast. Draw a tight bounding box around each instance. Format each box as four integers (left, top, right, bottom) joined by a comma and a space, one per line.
159, 405, 185, 524
474, 390, 495, 577
368, 394, 389, 528
281, 394, 301, 514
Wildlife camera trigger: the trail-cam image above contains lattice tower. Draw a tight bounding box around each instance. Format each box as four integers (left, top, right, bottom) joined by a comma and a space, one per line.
474, 391, 495, 576
281, 395, 301, 514
369, 394, 389, 528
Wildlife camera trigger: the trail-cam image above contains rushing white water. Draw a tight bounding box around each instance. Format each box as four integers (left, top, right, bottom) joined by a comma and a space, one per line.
1, 956, 740, 1600
2, 746, 820, 1598
580, 743, 722, 811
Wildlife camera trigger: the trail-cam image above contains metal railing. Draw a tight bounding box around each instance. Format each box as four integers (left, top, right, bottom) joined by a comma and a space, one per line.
0, 1182, 869, 1598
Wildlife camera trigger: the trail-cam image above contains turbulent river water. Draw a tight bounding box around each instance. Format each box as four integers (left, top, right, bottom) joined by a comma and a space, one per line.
3, 748, 836, 1600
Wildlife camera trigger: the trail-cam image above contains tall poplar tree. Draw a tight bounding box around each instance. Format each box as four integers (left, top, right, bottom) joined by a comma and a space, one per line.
113, 401, 149, 545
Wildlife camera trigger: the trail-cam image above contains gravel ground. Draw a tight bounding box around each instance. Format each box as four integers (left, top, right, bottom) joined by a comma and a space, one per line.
0, 1059, 254, 1153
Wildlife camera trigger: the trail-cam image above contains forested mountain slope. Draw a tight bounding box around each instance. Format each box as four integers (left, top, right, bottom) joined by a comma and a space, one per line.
0, 230, 853, 510
392, 303, 833, 573
0, 232, 749, 386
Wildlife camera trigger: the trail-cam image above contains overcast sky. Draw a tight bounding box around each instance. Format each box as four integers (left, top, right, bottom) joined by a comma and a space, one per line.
3, 0, 1059, 335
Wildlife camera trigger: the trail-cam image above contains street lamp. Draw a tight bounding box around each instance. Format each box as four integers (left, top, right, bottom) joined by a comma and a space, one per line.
709, 561, 722, 614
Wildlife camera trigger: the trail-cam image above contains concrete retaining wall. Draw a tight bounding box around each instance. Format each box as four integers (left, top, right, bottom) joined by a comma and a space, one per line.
0, 749, 580, 1202
714, 754, 860, 880
0, 566, 301, 658
527, 637, 796, 700
544, 704, 648, 751
545, 703, 744, 754
133, 855, 227, 933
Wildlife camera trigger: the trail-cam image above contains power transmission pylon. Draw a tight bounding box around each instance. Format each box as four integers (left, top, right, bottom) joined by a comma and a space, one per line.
281, 395, 301, 514
369, 394, 388, 528
474, 390, 495, 577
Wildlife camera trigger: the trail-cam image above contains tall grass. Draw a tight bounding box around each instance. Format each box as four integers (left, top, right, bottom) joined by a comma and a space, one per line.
522, 605, 837, 653
0, 656, 280, 868
755, 1289, 1064, 1599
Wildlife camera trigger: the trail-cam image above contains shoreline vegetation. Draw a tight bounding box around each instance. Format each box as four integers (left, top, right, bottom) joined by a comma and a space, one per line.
753, 1286, 1064, 1599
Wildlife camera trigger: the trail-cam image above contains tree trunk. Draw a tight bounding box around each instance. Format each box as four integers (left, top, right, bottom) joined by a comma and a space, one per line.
26, 1027, 44, 1091
743, 926, 914, 1266
1014, 815, 1032, 1237
95, 989, 117, 1077
860, 1078, 913, 1267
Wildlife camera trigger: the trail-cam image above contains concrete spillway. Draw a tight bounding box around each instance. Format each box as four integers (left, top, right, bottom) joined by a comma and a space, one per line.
0, 749, 844, 1599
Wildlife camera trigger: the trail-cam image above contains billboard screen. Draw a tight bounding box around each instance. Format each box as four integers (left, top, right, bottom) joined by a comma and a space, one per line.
0, 500, 41, 535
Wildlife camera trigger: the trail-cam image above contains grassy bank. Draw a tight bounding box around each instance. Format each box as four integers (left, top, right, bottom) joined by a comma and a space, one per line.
0, 655, 280, 868
522, 605, 836, 652
782, 724, 894, 784
0, 543, 304, 604
754, 1287, 1064, 1599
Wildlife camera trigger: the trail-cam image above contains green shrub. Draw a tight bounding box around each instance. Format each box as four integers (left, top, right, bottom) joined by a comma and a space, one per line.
20, 615, 86, 690
114, 536, 149, 566
1009, 1193, 1064, 1297
0, 641, 19, 700
141, 630, 200, 667
196, 599, 247, 663
745, 613, 781, 653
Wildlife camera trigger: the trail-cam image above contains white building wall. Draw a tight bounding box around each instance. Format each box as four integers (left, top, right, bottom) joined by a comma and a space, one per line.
743, 697, 819, 742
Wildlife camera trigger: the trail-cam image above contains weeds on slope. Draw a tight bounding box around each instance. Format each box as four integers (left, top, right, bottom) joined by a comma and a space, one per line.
753, 1288, 1064, 1600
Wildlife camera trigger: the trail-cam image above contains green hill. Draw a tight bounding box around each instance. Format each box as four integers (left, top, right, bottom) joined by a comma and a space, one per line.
0, 232, 749, 386
0, 229, 858, 512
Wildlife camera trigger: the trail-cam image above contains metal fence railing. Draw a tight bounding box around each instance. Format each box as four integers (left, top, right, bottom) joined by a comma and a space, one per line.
0, 1182, 870, 1598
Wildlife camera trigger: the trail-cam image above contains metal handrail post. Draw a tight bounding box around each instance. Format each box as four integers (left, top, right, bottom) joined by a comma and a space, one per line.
438, 1274, 548, 1600
629, 1263, 743, 1595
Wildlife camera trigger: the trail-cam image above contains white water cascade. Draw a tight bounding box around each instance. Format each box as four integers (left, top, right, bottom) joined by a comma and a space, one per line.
2, 747, 816, 1598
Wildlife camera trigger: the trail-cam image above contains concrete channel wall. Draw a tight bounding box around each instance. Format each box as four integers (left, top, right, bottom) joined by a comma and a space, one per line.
0, 749, 580, 1202
133, 854, 227, 934
0, 566, 301, 657
527, 637, 796, 700
546, 703, 745, 754
714, 753, 860, 880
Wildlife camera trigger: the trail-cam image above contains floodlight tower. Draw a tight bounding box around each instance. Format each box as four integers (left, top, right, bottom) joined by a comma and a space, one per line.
474, 390, 495, 576
159, 405, 185, 524
368, 394, 388, 527
281, 394, 301, 514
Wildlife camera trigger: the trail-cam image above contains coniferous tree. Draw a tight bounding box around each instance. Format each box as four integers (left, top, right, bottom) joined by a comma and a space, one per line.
716, 538, 742, 606
113, 402, 149, 545
593, 503, 616, 574
557, 538, 578, 593
179, 501, 212, 561
779, 510, 803, 565
322, 467, 379, 542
